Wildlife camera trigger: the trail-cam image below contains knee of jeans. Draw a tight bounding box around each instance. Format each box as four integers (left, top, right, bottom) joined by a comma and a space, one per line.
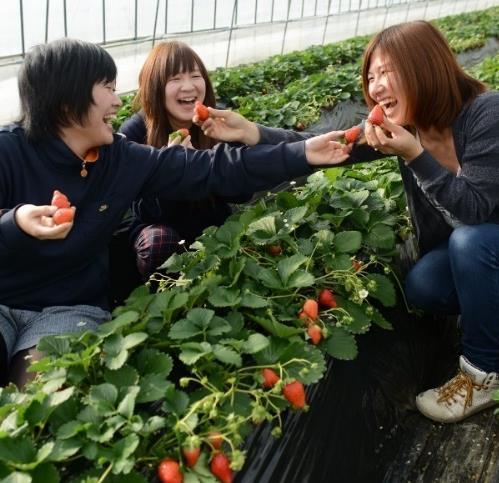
448, 225, 479, 255
404, 268, 438, 310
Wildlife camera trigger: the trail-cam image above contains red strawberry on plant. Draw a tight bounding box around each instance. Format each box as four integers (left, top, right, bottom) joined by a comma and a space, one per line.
307, 324, 322, 345
318, 289, 337, 308
283, 380, 306, 409
302, 299, 318, 321
262, 368, 280, 388
367, 104, 384, 126
343, 125, 362, 144
157, 458, 183, 483
266, 244, 282, 256
210, 452, 233, 483
195, 100, 209, 122
182, 445, 201, 468
208, 431, 223, 450
298, 310, 312, 326
352, 259, 362, 272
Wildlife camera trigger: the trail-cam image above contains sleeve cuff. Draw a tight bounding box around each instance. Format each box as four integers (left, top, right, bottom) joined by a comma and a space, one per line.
0, 205, 37, 249
407, 150, 444, 182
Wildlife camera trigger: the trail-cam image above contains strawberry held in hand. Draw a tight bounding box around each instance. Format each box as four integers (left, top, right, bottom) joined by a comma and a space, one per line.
194, 100, 209, 122
343, 125, 362, 144
367, 104, 384, 126
168, 128, 190, 143
50, 190, 74, 225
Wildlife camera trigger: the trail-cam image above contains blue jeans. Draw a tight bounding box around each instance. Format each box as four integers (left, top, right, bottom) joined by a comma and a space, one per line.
404, 224, 499, 373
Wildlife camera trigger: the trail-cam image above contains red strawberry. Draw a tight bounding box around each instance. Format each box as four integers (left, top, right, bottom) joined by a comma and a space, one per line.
51, 190, 70, 209
157, 458, 183, 483
53, 207, 74, 225
169, 128, 190, 142
318, 289, 337, 309
195, 101, 209, 122
208, 431, 223, 450
182, 445, 201, 468
210, 453, 233, 483
302, 299, 318, 321
266, 244, 282, 256
367, 104, 384, 126
307, 324, 322, 345
283, 380, 306, 409
343, 125, 362, 144
262, 368, 280, 388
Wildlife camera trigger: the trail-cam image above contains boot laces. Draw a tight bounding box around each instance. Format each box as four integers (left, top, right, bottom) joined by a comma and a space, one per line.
436, 370, 485, 410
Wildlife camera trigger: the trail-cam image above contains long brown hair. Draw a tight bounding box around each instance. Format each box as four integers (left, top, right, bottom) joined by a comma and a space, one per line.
361, 21, 486, 130
134, 41, 216, 149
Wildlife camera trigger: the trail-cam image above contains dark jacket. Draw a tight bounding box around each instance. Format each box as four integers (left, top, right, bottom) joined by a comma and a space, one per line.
0, 124, 311, 310
119, 112, 251, 242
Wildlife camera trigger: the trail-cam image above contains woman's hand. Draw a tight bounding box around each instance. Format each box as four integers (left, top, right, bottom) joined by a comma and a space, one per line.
365, 118, 423, 162
304, 131, 351, 166
15, 204, 75, 240
167, 134, 193, 149
195, 108, 261, 146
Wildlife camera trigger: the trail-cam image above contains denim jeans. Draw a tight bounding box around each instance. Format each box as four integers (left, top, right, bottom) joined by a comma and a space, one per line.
404, 223, 499, 373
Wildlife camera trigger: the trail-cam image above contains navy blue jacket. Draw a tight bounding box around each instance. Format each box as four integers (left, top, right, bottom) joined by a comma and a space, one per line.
119, 112, 249, 242
0, 124, 311, 310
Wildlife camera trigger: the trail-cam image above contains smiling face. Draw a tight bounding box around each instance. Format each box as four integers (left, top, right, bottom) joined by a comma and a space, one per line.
164, 67, 206, 130
367, 48, 409, 125
81, 81, 122, 146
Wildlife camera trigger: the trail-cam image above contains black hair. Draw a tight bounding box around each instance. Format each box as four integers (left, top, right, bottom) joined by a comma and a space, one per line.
18, 38, 117, 141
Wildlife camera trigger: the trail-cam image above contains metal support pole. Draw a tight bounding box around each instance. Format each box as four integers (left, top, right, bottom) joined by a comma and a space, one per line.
63, 0, 67, 37
254, 0, 258, 24
190, 0, 194, 32
45, 0, 50, 43
225, 0, 238, 67
152, 0, 160, 45
300, 0, 305, 18
213, 0, 217, 28
423, 0, 429, 19
102, 0, 106, 44
134, 0, 138, 39
322, 0, 333, 45
404, 0, 410, 22
280, 0, 292, 54
271, 0, 275, 22
165, 0, 169, 34
19, 0, 25, 56
314, 0, 318, 16
354, 0, 363, 37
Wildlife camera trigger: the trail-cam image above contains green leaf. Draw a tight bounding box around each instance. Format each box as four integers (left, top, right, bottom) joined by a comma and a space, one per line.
98, 311, 140, 337
163, 387, 189, 416
313, 229, 334, 245
1, 472, 31, 483
135, 349, 173, 377
277, 254, 307, 285
249, 314, 302, 338
334, 230, 362, 253
240, 292, 269, 308
286, 270, 315, 288
0, 438, 36, 464
208, 287, 241, 307
137, 374, 171, 403
168, 319, 200, 340
123, 332, 148, 350
365, 273, 397, 307
179, 342, 212, 365
158, 252, 184, 271
257, 268, 283, 289
247, 215, 277, 241
47, 438, 81, 462
325, 327, 358, 360
87, 383, 118, 415
141, 415, 167, 434
365, 224, 395, 249
242, 333, 270, 354
335, 296, 371, 334
104, 365, 139, 388
56, 421, 85, 440
36, 337, 71, 357
117, 386, 140, 419
283, 206, 308, 224
212, 345, 242, 366
371, 305, 394, 330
